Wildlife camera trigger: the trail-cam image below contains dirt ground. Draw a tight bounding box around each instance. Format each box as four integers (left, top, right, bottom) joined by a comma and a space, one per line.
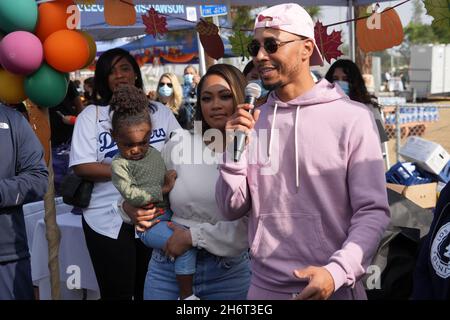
386, 105, 450, 168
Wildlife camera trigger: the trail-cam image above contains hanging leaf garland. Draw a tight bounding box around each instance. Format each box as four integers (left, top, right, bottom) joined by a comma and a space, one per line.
229, 28, 252, 61
314, 21, 343, 64
142, 8, 168, 38
423, 0, 450, 30
356, 7, 403, 53
196, 19, 224, 60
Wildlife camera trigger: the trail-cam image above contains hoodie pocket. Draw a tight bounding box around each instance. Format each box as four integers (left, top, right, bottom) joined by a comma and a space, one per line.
249, 213, 333, 266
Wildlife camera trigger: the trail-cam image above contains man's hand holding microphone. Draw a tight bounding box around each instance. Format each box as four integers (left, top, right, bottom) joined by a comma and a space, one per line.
227, 82, 262, 162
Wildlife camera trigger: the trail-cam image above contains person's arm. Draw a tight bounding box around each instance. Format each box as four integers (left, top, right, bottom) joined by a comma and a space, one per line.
164, 216, 248, 258
215, 104, 260, 220
0, 114, 48, 207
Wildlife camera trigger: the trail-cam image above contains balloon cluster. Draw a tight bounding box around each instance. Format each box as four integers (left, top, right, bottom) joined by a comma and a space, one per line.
0, 0, 96, 108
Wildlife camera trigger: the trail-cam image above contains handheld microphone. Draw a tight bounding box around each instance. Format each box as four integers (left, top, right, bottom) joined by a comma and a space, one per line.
233, 82, 262, 162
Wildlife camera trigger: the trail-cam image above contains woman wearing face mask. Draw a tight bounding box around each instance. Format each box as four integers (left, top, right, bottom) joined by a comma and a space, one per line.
155, 73, 183, 117
325, 59, 388, 144
182, 65, 200, 99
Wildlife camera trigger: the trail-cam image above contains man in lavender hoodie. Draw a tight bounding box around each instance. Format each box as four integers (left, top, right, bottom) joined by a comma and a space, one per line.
216, 3, 390, 300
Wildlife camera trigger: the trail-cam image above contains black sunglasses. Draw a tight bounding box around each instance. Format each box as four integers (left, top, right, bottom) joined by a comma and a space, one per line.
248, 37, 305, 57
158, 82, 173, 88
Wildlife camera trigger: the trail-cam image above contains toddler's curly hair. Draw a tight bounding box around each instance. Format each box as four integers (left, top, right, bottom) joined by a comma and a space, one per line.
110, 85, 152, 134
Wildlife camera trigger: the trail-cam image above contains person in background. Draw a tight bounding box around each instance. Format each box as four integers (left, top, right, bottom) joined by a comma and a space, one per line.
83, 77, 97, 106
325, 59, 388, 145
243, 60, 259, 82
242, 60, 270, 102
217, 3, 390, 300
154, 73, 184, 124
69, 48, 180, 300
0, 103, 48, 300
73, 79, 83, 94
182, 65, 200, 100
49, 80, 84, 195
412, 181, 450, 300
180, 65, 201, 130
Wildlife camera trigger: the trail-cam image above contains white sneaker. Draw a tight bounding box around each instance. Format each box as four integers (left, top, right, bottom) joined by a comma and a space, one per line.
183, 294, 200, 300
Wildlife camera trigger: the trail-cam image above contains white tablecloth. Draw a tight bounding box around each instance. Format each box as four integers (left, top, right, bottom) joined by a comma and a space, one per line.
23, 197, 73, 253
30, 212, 100, 300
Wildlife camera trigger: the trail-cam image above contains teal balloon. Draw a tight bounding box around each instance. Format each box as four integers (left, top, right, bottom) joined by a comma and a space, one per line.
25, 63, 68, 108
0, 0, 38, 33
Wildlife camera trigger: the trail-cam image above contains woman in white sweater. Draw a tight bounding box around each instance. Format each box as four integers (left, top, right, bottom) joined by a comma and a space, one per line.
122, 64, 250, 299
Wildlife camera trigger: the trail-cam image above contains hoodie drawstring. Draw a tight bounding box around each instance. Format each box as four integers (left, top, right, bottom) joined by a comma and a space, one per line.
295, 106, 300, 189
268, 103, 300, 189
268, 103, 278, 159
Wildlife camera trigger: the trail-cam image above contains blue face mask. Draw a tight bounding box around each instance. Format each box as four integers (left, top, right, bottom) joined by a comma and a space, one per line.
158, 84, 173, 97
184, 74, 194, 85
335, 80, 350, 95
250, 79, 270, 98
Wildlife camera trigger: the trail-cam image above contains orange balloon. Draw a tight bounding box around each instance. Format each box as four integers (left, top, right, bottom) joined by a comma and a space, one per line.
78, 31, 97, 69
44, 30, 89, 72
35, 1, 75, 42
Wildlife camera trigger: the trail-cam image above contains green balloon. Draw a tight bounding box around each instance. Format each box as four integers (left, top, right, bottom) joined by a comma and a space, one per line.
0, 0, 38, 33
25, 63, 68, 108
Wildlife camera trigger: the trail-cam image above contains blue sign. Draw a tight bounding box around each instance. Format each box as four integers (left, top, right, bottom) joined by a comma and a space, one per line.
200, 5, 228, 17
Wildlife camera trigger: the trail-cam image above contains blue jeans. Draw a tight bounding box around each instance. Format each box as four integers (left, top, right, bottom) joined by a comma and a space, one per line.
138, 209, 196, 275
144, 249, 251, 300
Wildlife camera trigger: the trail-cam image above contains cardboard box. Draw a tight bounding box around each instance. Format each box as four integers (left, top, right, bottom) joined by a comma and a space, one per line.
399, 137, 450, 175
387, 182, 437, 209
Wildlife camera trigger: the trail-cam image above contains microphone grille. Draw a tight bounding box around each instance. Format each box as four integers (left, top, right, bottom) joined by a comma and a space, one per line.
245, 82, 262, 99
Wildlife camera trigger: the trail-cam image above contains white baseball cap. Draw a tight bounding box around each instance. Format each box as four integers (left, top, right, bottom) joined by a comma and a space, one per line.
254, 3, 324, 66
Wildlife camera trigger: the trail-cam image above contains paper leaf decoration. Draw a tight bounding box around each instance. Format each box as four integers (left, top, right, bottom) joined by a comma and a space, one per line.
105, 0, 136, 26
229, 29, 252, 61
196, 19, 219, 36
196, 20, 224, 60
424, 0, 450, 29
356, 8, 403, 53
314, 21, 343, 64
142, 8, 168, 38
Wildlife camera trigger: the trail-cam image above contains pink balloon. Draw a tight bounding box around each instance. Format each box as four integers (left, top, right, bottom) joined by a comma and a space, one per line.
0, 31, 43, 75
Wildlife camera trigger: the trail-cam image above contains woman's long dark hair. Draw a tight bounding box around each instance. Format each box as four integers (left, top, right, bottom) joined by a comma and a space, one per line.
325, 59, 376, 106
195, 64, 247, 134
94, 48, 143, 106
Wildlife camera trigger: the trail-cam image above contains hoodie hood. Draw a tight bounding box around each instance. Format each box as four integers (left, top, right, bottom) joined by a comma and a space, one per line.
261, 79, 349, 189
266, 78, 347, 108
